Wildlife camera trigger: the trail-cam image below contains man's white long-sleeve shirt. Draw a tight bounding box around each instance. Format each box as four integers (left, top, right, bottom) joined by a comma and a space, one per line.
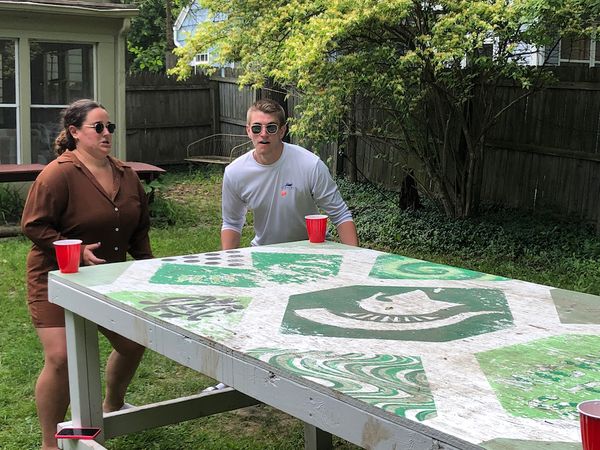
221, 142, 353, 246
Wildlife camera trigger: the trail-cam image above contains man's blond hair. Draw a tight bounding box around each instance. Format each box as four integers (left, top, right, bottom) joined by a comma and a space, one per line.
247, 98, 286, 125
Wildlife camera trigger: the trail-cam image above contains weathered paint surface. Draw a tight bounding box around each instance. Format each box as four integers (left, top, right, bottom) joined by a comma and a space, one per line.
369, 254, 509, 281
66, 260, 133, 287
246, 349, 436, 420
480, 438, 580, 449
476, 334, 600, 419
109, 290, 251, 340
150, 263, 260, 287
251, 252, 342, 284
550, 288, 600, 324
150, 252, 341, 287
282, 286, 513, 341
59, 241, 598, 447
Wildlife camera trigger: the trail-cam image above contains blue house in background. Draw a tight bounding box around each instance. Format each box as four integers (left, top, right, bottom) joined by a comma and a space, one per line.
173, 1, 234, 72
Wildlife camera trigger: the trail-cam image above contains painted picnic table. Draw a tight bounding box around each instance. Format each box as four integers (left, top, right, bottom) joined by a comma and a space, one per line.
48, 241, 599, 449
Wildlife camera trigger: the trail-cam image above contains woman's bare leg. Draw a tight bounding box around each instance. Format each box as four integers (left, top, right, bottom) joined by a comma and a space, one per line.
35, 327, 69, 450
100, 329, 145, 412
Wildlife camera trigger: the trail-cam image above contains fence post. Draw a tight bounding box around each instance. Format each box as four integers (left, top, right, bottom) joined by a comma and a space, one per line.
210, 79, 221, 135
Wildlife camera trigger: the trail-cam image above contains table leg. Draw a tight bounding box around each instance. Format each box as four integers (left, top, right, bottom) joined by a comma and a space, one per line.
63, 310, 105, 442
304, 423, 333, 450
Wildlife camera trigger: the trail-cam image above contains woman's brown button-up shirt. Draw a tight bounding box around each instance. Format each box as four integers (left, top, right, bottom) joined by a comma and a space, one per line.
21, 151, 153, 326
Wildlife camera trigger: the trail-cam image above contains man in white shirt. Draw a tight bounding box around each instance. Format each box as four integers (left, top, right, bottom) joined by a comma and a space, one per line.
204, 99, 359, 392
221, 98, 358, 249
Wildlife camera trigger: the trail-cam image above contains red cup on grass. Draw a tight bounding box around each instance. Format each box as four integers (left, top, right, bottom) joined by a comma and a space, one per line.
53, 239, 82, 273
578, 400, 600, 450
305, 214, 328, 243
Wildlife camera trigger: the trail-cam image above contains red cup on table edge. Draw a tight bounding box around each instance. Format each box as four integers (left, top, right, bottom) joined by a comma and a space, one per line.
578, 400, 600, 450
305, 214, 328, 243
53, 239, 82, 273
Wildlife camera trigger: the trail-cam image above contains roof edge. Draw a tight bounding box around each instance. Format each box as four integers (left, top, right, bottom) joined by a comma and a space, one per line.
0, 1, 139, 18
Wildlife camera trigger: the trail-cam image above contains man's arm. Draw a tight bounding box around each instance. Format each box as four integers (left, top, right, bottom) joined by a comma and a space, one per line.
221, 166, 247, 250
336, 220, 359, 246
221, 228, 242, 250
310, 160, 358, 245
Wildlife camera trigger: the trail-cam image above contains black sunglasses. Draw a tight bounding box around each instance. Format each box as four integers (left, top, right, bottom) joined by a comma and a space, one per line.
84, 122, 116, 134
250, 123, 279, 135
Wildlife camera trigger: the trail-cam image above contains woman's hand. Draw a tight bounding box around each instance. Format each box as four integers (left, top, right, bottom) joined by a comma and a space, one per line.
83, 242, 107, 266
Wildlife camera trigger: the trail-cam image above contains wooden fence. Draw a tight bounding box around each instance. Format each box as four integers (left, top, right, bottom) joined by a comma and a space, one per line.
125, 70, 291, 164
481, 67, 600, 222
125, 72, 217, 164
126, 67, 600, 224
331, 66, 600, 224
216, 74, 256, 135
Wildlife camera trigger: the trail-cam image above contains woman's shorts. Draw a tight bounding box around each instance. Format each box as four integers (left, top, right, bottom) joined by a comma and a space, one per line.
28, 299, 65, 328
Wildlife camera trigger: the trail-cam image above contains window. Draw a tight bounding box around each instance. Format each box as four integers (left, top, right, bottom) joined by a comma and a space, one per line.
195, 52, 209, 64
30, 41, 94, 163
0, 39, 17, 164
559, 34, 599, 66
561, 36, 590, 62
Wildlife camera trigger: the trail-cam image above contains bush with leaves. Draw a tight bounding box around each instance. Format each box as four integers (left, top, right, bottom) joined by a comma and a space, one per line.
0, 184, 24, 225
127, 0, 188, 73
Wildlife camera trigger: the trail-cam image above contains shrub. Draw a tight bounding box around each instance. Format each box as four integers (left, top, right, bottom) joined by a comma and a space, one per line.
0, 184, 25, 225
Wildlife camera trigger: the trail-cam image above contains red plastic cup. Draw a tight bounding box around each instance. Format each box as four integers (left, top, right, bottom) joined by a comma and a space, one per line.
579, 400, 600, 450
305, 214, 328, 243
53, 239, 82, 273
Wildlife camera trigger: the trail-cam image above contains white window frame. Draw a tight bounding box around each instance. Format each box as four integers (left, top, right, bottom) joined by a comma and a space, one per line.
29, 40, 97, 164
194, 51, 210, 64
558, 32, 599, 67
0, 38, 20, 163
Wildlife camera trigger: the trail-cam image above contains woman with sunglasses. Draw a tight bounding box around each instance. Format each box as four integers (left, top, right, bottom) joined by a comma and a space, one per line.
221, 98, 359, 250
21, 98, 152, 450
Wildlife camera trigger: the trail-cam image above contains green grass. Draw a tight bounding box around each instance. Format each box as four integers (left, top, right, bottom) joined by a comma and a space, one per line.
0, 235, 40, 449
2, 166, 599, 449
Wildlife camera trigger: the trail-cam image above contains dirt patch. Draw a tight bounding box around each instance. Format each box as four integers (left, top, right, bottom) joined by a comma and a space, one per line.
223, 404, 301, 437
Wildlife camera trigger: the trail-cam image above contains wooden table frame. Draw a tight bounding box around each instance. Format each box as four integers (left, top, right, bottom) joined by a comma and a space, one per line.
0, 162, 165, 183
49, 276, 472, 450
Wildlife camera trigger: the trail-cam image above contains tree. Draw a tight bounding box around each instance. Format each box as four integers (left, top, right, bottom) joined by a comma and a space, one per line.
128, 0, 188, 73
171, 0, 598, 217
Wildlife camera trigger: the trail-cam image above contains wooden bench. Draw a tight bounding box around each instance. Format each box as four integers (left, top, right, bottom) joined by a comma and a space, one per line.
0, 162, 166, 183
185, 134, 252, 165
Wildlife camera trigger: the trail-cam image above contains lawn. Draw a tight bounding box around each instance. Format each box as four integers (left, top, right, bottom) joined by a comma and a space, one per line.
1, 165, 599, 449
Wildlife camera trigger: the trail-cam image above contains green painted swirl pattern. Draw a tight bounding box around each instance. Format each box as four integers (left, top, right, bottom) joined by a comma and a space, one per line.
370, 254, 508, 280
246, 349, 436, 421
